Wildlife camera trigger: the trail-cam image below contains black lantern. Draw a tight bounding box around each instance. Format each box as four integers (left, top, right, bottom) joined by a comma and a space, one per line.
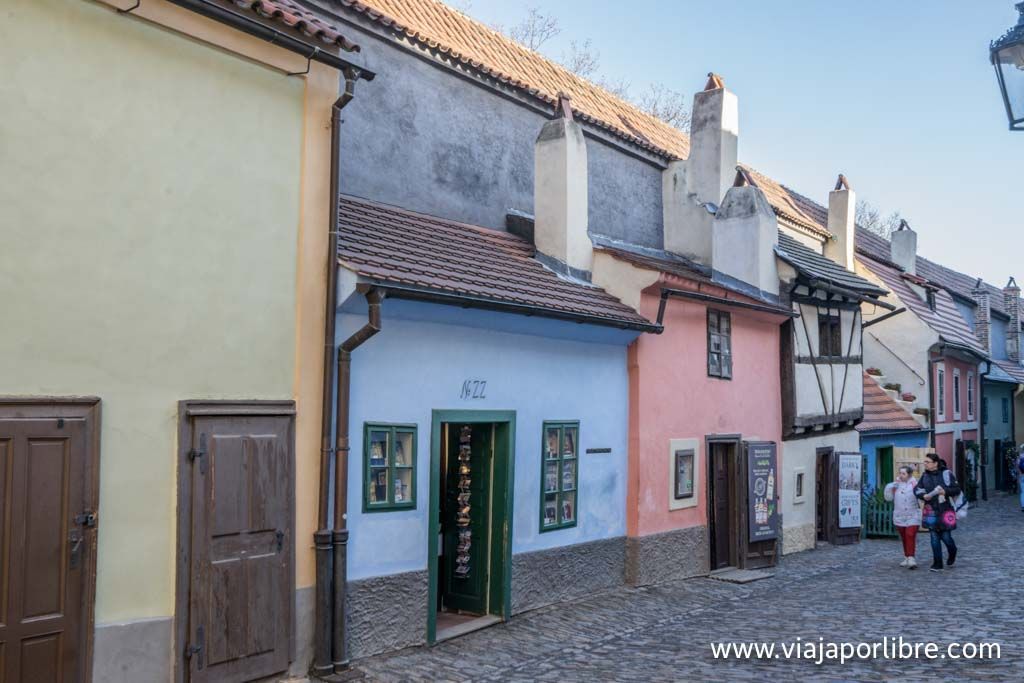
991, 2, 1024, 130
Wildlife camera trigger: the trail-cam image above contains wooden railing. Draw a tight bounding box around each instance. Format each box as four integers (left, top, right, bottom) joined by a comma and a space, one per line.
862, 495, 898, 538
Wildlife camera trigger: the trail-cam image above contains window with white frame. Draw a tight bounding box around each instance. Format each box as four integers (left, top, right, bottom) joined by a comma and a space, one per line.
967, 371, 975, 419
953, 368, 962, 420
936, 363, 946, 420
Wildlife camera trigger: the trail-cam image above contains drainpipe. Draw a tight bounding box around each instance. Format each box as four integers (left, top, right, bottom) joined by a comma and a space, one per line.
928, 356, 937, 450
331, 286, 383, 671
979, 360, 991, 501
313, 67, 368, 677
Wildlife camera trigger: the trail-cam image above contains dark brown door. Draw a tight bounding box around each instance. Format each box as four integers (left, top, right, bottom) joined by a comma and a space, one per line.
815, 450, 830, 543
180, 403, 294, 683
954, 439, 966, 491
709, 443, 733, 570
0, 399, 100, 683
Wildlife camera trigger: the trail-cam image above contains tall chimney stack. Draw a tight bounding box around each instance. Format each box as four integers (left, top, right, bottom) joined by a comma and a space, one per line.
973, 279, 991, 355
824, 174, 855, 271
534, 93, 592, 274
890, 219, 917, 275
664, 73, 738, 265
711, 168, 779, 295
1005, 277, 1021, 364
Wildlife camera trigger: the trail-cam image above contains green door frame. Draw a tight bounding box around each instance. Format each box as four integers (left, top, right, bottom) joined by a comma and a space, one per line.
427, 409, 516, 645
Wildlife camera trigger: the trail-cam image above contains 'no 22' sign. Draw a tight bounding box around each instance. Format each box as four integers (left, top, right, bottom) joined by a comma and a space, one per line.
459, 379, 487, 400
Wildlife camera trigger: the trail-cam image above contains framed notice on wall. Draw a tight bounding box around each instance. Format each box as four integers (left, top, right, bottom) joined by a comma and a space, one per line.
746, 442, 778, 541
837, 453, 862, 528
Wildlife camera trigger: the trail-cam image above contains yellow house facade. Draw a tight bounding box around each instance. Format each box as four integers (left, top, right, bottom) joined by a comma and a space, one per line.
0, 0, 370, 679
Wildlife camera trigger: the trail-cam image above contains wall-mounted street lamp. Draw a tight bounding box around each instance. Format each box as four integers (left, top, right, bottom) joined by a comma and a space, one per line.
991, 2, 1024, 130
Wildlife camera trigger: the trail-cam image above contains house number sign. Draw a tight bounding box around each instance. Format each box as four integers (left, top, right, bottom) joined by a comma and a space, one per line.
459, 379, 487, 400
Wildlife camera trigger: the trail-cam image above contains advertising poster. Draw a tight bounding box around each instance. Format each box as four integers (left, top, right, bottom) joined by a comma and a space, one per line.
746, 442, 778, 541
838, 453, 862, 529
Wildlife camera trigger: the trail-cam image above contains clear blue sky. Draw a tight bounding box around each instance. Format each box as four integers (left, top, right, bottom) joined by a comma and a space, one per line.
464, 0, 1022, 288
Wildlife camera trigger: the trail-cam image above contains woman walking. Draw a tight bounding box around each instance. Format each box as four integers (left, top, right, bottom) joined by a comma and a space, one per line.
915, 453, 961, 572
884, 466, 920, 569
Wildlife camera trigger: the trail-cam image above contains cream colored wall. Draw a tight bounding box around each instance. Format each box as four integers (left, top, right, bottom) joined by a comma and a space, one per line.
782, 429, 859, 546
591, 252, 659, 312
1, 0, 306, 621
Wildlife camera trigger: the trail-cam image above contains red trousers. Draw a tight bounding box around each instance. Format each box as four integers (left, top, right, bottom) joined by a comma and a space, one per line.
896, 524, 918, 557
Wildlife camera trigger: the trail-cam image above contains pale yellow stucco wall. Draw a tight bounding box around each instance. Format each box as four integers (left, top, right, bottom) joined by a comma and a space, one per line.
0, 0, 314, 621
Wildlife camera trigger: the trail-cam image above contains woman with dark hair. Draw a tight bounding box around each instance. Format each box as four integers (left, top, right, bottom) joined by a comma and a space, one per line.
915, 453, 961, 572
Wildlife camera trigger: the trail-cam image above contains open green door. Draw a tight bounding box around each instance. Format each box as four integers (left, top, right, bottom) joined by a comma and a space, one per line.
442, 423, 492, 614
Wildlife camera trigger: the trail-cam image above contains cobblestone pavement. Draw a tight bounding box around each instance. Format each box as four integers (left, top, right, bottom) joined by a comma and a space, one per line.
351, 495, 1023, 682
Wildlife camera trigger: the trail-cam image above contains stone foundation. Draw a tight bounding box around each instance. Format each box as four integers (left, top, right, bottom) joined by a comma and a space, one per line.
782, 522, 816, 555
511, 536, 625, 614
625, 526, 709, 586
347, 569, 429, 660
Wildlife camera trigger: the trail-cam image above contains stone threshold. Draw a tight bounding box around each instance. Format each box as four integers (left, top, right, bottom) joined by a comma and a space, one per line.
436, 614, 503, 643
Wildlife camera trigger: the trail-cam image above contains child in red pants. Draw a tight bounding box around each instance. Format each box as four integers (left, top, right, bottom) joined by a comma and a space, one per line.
885, 466, 921, 569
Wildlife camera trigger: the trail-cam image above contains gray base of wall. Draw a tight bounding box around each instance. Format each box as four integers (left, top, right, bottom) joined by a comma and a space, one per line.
93, 616, 172, 683
346, 569, 430, 660
625, 526, 709, 586
782, 523, 816, 555
289, 585, 315, 677
511, 536, 625, 614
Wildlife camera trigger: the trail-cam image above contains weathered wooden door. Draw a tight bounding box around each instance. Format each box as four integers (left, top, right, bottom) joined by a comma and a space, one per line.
442, 423, 492, 615
815, 449, 832, 543
178, 402, 294, 683
0, 399, 100, 683
708, 442, 734, 570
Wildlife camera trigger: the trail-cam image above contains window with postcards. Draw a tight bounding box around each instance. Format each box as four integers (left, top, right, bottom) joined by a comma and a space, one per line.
363, 423, 416, 512
707, 310, 732, 379
541, 421, 579, 531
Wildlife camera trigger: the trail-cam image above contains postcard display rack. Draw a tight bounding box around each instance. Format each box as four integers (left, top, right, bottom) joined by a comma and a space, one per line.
455, 426, 473, 579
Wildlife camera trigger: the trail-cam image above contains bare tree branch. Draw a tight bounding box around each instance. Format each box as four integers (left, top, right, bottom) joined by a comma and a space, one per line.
634, 83, 691, 131
856, 199, 904, 240
507, 7, 560, 51
560, 39, 600, 80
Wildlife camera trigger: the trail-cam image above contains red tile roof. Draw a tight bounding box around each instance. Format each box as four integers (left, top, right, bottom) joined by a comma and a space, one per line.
857, 256, 987, 357
232, 0, 360, 51
857, 373, 926, 433
337, 195, 659, 330
338, 0, 836, 240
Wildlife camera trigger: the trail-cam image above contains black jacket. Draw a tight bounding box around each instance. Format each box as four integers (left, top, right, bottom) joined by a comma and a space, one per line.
915, 468, 961, 531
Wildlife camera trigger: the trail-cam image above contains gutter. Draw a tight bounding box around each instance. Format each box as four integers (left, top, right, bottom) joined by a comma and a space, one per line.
313, 71, 374, 677
366, 282, 662, 333
165, 0, 376, 78
862, 307, 907, 329
656, 287, 797, 324
806, 278, 895, 311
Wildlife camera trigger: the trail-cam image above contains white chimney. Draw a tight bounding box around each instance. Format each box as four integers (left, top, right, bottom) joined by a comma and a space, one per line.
825, 174, 855, 270
664, 73, 738, 265
534, 93, 592, 273
712, 169, 779, 295
890, 220, 917, 275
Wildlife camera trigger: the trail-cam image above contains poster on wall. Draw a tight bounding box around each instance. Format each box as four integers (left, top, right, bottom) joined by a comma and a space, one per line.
838, 453, 862, 529
746, 442, 778, 541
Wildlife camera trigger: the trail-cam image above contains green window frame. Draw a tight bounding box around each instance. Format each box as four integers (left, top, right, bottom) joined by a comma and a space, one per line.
363, 423, 417, 512
540, 421, 579, 532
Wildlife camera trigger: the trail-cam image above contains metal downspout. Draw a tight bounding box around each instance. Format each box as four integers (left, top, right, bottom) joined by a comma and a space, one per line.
313, 68, 367, 677
979, 360, 991, 501
332, 288, 384, 672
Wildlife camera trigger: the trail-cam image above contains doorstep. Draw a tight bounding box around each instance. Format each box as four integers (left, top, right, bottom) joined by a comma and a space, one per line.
435, 614, 503, 643
708, 567, 775, 584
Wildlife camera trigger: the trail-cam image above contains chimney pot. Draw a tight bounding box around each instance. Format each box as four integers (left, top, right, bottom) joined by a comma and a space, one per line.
712, 183, 779, 295
973, 279, 992, 355
890, 220, 917, 275
825, 173, 856, 271
1004, 277, 1021, 363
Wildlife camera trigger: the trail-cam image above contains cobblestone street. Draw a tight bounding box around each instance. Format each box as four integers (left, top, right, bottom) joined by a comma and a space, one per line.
352, 495, 1022, 682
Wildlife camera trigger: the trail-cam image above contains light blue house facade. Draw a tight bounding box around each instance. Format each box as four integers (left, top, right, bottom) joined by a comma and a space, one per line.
858, 374, 930, 491
332, 196, 657, 658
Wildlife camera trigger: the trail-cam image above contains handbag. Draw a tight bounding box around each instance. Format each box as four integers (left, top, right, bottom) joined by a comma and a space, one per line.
943, 470, 968, 520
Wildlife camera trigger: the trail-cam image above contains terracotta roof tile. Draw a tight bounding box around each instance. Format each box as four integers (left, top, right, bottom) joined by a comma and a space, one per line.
338, 195, 658, 330
857, 373, 927, 433
233, 0, 360, 50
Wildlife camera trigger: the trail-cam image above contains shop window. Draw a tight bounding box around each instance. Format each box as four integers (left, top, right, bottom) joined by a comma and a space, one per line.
936, 363, 946, 420
674, 449, 695, 500
817, 312, 843, 358
707, 310, 732, 379
967, 371, 975, 419
541, 421, 579, 531
953, 369, 961, 420
1002, 397, 1010, 423
363, 423, 417, 512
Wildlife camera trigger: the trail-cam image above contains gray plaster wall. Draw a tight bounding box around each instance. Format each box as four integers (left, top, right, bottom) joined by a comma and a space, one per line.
92, 616, 172, 683
625, 526, 709, 586
322, 12, 665, 247
346, 569, 430, 660
511, 536, 626, 614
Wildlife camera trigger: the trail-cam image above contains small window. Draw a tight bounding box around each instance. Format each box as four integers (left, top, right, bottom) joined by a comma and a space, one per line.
1002, 397, 1010, 424
967, 372, 975, 419
795, 472, 804, 499
817, 312, 843, 358
363, 423, 416, 512
936, 363, 946, 420
953, 369, 961, 420
674, 449, 695, 500
707, 310, 732, 379
541, 421, 579, 531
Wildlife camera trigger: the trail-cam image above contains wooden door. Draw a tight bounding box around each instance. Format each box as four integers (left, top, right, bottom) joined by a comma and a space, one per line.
442, 423, 492, 614
708, 443, 733, 570
179, 402, 294, 683
815, 449, 832, 543
994, 440, 1005, 490
878, 447, 894, 487
0, 399, 100, 683
954, 439, 966, 490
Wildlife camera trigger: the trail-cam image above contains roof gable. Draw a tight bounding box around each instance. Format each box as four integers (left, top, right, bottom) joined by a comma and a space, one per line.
857, 373, 926, 433
776, 232, 886, 298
